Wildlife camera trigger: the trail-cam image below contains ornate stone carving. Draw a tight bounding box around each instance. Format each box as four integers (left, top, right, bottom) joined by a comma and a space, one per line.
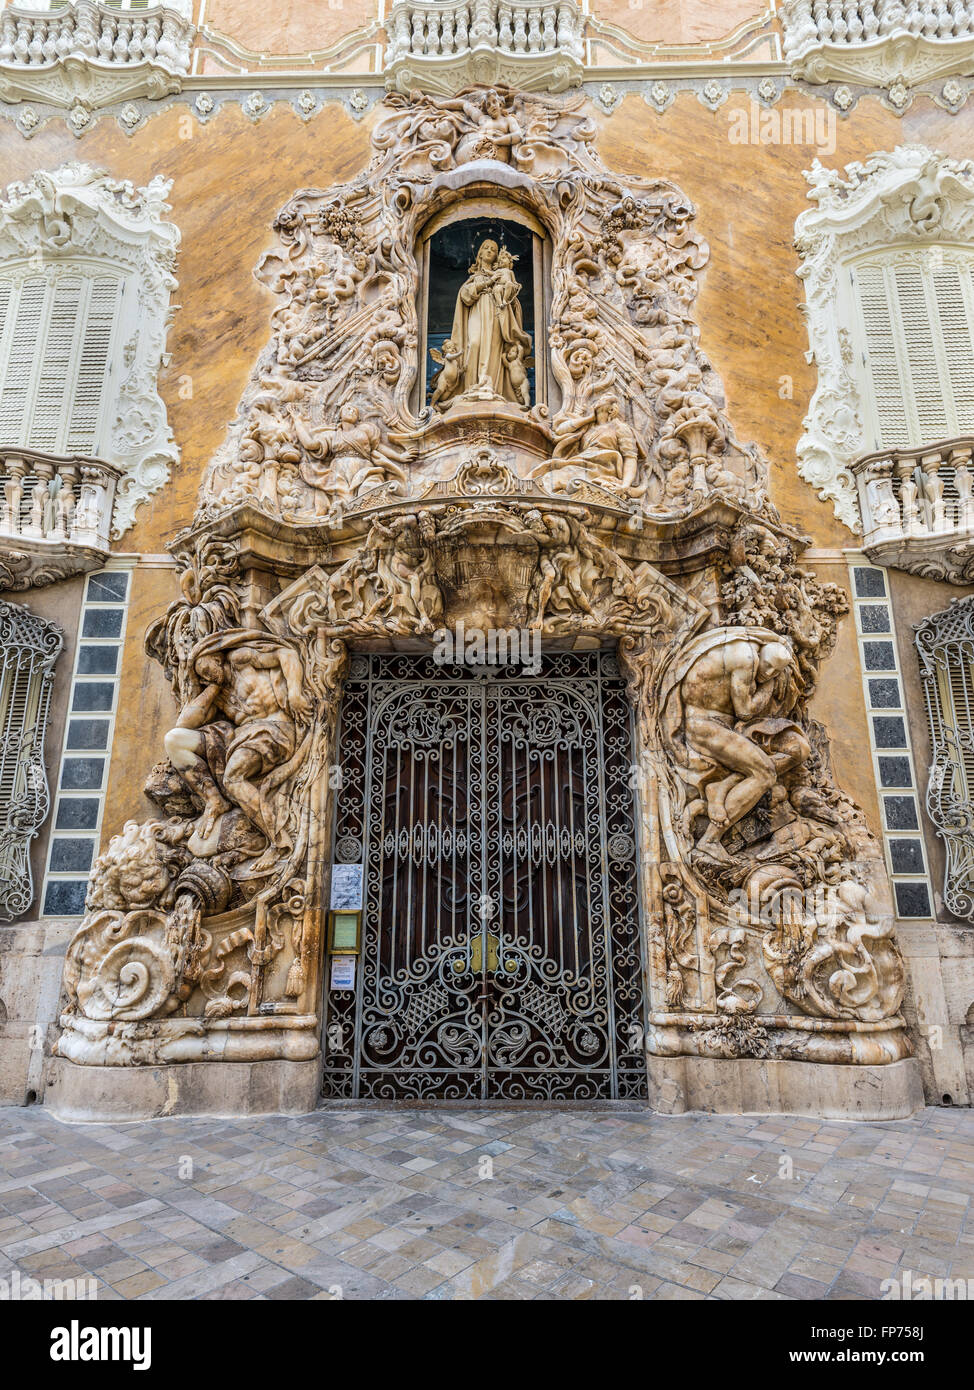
0, 164, 180, 538
55, 89, 911, 1088
795, 144, 974, 532
0, 2, 195, 114
782, 0, 974, 96
384, 0, 585, 96
200, 86, 769, 524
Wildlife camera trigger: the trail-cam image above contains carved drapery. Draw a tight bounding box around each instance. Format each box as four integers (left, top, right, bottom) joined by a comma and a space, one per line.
55, 88, 910, 1080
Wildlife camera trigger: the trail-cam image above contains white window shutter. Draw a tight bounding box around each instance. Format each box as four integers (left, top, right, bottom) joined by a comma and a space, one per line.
0, 271, 121, 455
68, 276, 122, 453
854, 263, 911, 448
853, 253, 974, 451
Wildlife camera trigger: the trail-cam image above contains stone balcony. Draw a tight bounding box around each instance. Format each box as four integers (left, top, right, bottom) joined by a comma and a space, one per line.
855, 437, 974, 582
0, 0, 195, 111
781, 0, 974, 91
384, 0, 585, 95
0, 447, 120, 592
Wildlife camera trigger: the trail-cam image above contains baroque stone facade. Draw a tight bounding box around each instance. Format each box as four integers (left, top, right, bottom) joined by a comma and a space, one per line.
44, 85, 918, 1119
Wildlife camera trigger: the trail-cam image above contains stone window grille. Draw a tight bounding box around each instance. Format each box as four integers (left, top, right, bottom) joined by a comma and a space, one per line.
916, 594, 974, 921
0, 599, 63, 922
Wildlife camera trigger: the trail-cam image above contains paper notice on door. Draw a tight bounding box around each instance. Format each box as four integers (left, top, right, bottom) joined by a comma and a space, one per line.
330, 956, 356, 992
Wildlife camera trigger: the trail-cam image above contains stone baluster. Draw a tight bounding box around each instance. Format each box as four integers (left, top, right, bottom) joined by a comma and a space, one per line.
862, 456, 899, 543
952, 446, 974, 530
1, 456, 27, 537
527, 6, 543, 50
541, 6, 557, 49
410, 10, 425, 55
57, 463, 78, 542
441, 9, 456, 54
455, 5, 470, 48
96, 9, 115, 63
513, 7, 528, 52
391, 9, 410, 61
920, 450, 946, 531
895, 455, 920, 535
12, 18, 30, 66
25, 460, 55, 540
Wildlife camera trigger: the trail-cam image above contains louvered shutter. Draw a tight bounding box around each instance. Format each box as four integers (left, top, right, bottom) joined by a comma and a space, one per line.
855, 263, 911, 448
0, 271, 121, 455
69, 276, 121, 452
853, 252, 974, 450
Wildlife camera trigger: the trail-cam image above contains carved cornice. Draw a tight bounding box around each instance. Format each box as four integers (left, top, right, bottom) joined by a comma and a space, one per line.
0, 163, 180, 538
794, 144, 974, 532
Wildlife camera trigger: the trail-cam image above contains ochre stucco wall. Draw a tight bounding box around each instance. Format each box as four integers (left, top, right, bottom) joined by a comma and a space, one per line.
1, 88, 968, 848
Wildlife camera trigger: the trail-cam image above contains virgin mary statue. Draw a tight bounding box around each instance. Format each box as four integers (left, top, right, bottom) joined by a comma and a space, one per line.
449, 239, 532, 402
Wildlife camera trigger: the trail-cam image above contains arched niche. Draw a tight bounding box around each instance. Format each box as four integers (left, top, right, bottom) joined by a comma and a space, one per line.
414, 197, 552, 414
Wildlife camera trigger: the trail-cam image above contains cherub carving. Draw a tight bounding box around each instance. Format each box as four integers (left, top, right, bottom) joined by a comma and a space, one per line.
429, 337, 464, 411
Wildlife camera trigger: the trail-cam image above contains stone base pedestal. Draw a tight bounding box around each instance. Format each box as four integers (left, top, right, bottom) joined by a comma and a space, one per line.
647, 1054, 924, 1120
44, 1056, 322, 1123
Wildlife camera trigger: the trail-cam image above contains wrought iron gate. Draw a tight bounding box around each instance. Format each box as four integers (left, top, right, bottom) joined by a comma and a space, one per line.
321, 650, 647, 1101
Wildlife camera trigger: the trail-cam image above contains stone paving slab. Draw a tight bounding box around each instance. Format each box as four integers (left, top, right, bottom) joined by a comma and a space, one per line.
0, 1104, 972, 1300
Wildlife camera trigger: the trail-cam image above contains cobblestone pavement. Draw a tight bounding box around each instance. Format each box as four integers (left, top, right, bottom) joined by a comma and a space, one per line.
0, 1104, 972, 1300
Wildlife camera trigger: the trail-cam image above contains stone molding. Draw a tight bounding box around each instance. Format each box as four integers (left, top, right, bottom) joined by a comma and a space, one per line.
0, 162, 180, 539
794, 143, 974, 533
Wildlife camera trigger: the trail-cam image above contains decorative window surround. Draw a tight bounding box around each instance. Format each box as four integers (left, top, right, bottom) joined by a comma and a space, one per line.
848, 560, 935, 920
383, 0, 586, 95
0, 597, 62, 921
795, 144, 974, 534
0, 1, 195, 114
916, 592, 974, 921
0, 163, 180, 548
41, 563, 129, 918
782, 0, 974, 98
856, 436, 974, 582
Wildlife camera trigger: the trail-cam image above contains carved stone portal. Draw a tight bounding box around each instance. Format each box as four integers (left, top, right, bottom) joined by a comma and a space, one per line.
53, 88, 913, 1109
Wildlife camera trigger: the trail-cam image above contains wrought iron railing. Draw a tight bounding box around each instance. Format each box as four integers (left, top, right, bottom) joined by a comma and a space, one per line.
916, 593, 974, 921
